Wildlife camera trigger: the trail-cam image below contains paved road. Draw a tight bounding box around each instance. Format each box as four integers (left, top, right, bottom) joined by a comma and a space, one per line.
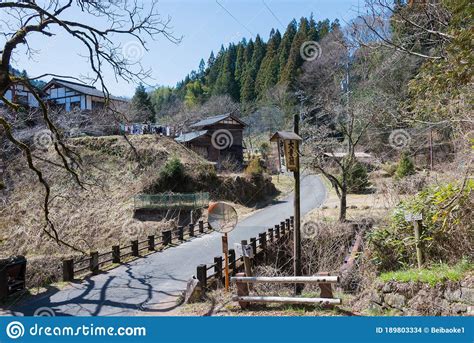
8, 175, 326, 316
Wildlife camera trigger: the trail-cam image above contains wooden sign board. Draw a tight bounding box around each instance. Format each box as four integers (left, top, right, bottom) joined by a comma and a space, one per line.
234, 243, 254, 258
222, 235, 228, 253
404, 213, 423, 222
283, 140, 299, 172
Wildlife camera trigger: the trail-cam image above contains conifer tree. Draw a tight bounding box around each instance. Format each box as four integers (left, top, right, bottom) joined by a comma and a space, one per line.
131, 83, 155, 122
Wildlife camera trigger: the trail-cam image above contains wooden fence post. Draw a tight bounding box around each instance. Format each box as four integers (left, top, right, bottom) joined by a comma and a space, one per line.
163, 230, 172, 246
199, 220, 204, 234
0, 268, 8, 300
268, 228, 274, 242
178, 226, 184, 241
112, 245, 121, 263
250, 237, 257, 259
281, 222, 285, 235
289, 217, 294, 229
241, 240, 253, 277
148, 235, 155, 251
62, 259, 74, 282
258, 233, 267, 251
188, 223, 195, 237
235, 272, 249, 309
275, 224, 280, 240
229, 249, 236, 275
131, 240, 139, 257
214, 256, 223, 286
196, 264, 207, 293
90, 251, 99, 275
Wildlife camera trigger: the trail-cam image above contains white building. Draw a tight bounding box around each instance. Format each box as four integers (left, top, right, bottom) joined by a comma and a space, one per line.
1, 84, 39, 108
43, 78, 127, 111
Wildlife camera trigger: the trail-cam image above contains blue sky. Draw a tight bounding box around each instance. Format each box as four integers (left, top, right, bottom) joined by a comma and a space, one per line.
7, 0, 362, 97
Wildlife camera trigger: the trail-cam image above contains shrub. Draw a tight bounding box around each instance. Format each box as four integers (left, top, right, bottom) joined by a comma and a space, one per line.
395, 152, 415, 179
346, 161, 370, 193
157, 157, 188, 191
245, 157, 264, 176
381, 162, 397, 177
367, 180, 473, 272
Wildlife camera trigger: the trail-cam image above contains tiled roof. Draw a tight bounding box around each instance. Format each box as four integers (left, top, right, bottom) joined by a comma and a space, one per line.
175, 130, 208, 143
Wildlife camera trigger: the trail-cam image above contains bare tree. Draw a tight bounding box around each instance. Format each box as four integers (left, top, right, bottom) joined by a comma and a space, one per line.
0, 0, 179, 249
350, 0, 453, 60
299, 30, 374, 221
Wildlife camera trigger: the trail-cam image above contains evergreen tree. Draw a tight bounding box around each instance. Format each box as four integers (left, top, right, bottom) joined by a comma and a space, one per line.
280, 17, 310, 85
241, 35, 266, 102
214, 43, 239, 100
131, 83, 155, 122
255, 29, 281, 96
278, 19, 298, 81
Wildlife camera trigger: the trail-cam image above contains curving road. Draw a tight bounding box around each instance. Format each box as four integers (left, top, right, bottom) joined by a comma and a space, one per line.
7, 174, 326, 316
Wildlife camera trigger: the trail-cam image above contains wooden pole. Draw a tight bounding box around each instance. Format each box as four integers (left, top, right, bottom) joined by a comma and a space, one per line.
414, 219, 423, 269
293, 114, 302, 295
224, 233, 230, 291
241, 239, 253, 277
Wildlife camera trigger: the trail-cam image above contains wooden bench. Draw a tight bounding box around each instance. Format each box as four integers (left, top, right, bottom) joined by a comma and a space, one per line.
232, 273, 341, 309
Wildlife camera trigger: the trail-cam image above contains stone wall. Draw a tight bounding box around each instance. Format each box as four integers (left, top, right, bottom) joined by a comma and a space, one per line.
368, 275, 473, 316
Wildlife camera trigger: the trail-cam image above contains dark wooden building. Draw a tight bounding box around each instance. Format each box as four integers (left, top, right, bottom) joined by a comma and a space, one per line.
175, 113, 246, 164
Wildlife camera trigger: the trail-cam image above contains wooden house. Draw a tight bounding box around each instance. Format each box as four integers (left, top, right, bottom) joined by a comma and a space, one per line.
175, 113, 246, 164
1, 84, 39, 108
42, 78, 127, 112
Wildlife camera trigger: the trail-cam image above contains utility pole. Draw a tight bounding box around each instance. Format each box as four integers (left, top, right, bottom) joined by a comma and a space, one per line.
293, 114, 302, 295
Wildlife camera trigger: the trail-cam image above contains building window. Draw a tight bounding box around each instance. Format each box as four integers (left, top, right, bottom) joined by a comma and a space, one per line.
70, 101, 81, 111
92, 101, 104, 110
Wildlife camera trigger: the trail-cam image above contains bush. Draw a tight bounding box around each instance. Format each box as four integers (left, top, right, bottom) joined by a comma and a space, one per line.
245, 157, 264, 176
395, 152, 415, 179
156, 157, 188, 191
345, 161, 370, 193
367, 180, 473, 272
381, 162, 397, 177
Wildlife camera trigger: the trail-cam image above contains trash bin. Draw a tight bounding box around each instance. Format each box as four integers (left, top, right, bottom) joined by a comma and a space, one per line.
0, 255, 27, 299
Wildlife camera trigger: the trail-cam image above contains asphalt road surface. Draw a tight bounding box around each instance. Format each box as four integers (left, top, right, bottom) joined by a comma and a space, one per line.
8, 174, 326, 316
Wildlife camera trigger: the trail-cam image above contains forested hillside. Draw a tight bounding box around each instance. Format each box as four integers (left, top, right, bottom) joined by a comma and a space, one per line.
148, 16, 339, 117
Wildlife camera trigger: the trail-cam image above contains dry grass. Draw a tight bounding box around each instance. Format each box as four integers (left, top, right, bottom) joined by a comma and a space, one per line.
0, 135, 209, 285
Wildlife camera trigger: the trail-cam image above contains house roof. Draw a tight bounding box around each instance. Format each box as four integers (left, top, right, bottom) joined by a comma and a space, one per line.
190, 113, 246, 128
270, 131, 303, 142
175, 130, 208, 143
43, 78, 127, 102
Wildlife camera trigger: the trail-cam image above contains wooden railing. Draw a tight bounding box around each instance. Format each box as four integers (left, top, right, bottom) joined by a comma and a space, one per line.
62, 220, 211, 281
195, 217, 294, 292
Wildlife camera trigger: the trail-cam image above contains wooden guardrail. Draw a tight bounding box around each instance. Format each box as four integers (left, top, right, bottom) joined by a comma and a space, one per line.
232, 273, 341, 309
62, 220, 211, 281
195, 216, 294, 292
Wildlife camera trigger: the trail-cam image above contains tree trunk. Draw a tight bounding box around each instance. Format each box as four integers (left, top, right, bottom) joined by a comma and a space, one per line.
339, 187, 347, 222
